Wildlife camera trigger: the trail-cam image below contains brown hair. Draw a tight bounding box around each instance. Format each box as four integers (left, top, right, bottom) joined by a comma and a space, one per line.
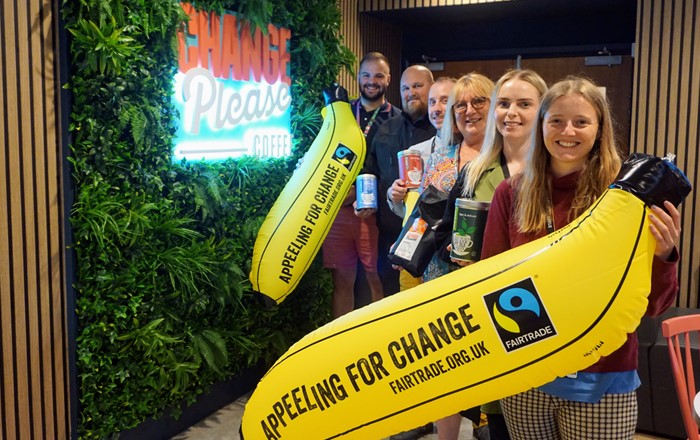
515, 76, 622, 232
359, 52, 390, 69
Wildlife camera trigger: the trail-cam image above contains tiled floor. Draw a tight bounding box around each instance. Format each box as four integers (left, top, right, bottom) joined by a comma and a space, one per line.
171, 393, 670, 440
170, 391, 469, 440
171, 395, 247, 440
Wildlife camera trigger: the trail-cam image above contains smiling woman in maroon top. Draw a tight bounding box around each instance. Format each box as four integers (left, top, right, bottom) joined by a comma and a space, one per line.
481, 76, 681, 440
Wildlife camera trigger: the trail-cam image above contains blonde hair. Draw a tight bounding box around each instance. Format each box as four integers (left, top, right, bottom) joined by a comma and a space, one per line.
515, 76, 622, 233
440, 73, 495, 146
462, 69, 547, 197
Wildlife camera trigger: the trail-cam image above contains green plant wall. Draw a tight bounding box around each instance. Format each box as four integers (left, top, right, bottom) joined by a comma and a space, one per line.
61, 0, 354, 438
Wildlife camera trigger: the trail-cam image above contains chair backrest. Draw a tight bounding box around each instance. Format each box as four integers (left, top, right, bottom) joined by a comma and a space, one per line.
662, 314, 700, 440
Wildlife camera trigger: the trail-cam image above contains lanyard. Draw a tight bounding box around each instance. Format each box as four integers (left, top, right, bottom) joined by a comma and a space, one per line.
355, 101, 382, 137
546, 189, 555, 233
455, 142, 465, 175
546, 214, 555, 233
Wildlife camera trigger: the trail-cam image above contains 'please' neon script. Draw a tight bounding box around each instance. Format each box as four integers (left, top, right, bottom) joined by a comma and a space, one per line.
173, 3, 293, 161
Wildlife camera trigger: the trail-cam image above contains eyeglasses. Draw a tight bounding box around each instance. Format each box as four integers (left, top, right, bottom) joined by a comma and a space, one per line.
453, 97, 489, 113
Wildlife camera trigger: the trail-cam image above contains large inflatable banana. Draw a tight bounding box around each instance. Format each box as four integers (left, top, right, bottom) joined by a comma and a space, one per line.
249, 85, 365, 304
241, 154, 691, 439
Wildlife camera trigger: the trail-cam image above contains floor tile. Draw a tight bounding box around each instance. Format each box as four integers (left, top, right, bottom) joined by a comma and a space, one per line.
171, 393, 671, 440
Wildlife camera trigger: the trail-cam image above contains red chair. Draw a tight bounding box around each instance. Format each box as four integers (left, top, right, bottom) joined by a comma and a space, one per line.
662, 314, 700, 440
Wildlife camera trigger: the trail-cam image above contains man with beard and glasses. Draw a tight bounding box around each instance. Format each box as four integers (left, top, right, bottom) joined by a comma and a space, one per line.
360, 64, 436, 299
322, 52, 400, 318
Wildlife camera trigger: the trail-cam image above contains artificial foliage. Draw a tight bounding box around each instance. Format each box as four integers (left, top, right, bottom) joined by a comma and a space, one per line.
61, 0, 354, 437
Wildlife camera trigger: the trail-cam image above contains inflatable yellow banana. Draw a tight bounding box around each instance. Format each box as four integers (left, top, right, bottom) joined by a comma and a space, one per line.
249, 85, 365, 304
403, 190, 419, 226
241, 154, 691, 440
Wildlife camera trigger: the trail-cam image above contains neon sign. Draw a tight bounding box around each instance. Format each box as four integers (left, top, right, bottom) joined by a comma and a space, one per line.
174, 3, 292, 161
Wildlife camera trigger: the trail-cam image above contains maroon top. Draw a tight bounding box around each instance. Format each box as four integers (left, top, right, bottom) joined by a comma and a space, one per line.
481, 171, 679, 372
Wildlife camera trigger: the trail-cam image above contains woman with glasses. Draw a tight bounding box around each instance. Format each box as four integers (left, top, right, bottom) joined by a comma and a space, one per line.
418, 73, 495, 283
407, 72, 495, 440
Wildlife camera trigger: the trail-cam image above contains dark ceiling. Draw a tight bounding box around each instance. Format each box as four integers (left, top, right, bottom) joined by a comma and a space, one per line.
364, 0, 637, 64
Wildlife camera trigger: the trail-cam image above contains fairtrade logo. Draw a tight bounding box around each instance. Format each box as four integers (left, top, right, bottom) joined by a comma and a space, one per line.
332, 143, 357, 171
484, 278, 557, 352
492, 288, 540, 333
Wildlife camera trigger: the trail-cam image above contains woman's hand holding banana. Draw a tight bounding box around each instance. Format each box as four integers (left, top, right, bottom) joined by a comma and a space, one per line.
648, 201, 681, 261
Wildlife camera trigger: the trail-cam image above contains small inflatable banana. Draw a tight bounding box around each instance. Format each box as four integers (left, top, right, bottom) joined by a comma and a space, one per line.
249, 85, 365, 304
241, 154, 691, 439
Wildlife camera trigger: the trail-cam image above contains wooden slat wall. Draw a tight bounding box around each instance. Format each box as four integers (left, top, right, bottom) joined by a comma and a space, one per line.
338, 0, 403, 105
358, 0, 512, 12
632, 0, 700, 308
338, 0, 361, 94
0, 0, 70, 439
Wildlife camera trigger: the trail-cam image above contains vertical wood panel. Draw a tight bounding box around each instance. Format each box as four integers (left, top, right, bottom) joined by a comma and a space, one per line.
3, 2, 30, 434
666, 0, 682, 160
337, 0, 356, 96
632, 0, 700, 308
685, 0, 700, 309
0, 0, 18, 428
338, 0, 403, 106
0, 0, 70, 438
18, 0, 43, 436
647, 1, 661, 157
38, 0, 67, 436
675, 0, 696, 309
654, 1, 671, 158
632, 0, 650, 152
31, 0, 51, 433
358, 0, 513, 11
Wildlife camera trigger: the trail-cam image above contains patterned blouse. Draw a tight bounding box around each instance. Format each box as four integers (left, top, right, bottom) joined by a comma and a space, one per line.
420, 143, 461, 194
419, 143, 463, 281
